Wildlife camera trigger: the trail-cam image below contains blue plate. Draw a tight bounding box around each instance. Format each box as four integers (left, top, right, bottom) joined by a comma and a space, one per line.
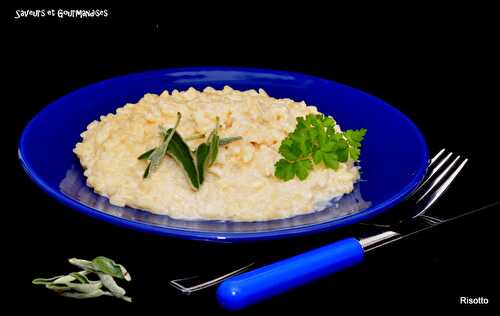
19, 67, 429, 242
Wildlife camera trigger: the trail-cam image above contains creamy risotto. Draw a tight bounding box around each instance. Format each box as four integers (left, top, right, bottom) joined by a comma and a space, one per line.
74, 86, 360, 221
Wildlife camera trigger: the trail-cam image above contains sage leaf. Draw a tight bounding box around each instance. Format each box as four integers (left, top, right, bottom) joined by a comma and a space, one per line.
98, 273, 126, 297
194, 117, 222, 185
34, 257, 132, 302
53, 274, 80, 284
32, 275, 66, 285
219, 136, 242, 146
137, 148, 154, 160
67, 282, 103, 293
46, 283, 72, 292
143, 162, 152, 178
144, 112, 181, 178
195, 143, 210, 185
60, 289, 111, 299
92, 256, 130, 280
69, 257, 130, 281
34, 271, 90, 286
70, 272, 90, 284
206, 117, 220, 167
68, 258, 95, 271
166, 131, 200, 190
208, 134, 219, 167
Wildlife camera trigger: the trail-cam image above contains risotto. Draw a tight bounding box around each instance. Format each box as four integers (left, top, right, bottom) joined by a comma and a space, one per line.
73, 86, 360, 221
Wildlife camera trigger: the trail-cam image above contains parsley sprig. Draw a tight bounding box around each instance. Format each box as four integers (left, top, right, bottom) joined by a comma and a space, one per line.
274, 114, 366, 181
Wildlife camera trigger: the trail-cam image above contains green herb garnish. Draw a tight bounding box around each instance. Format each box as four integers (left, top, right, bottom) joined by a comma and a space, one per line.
32, 256, 132, 302
206, 117, 220, 167
138, 136, 241, 161
166, 130, 200, 189
143, 112, 181, 178
195, 142, 210, 185
274, 113, 366, 181
138, 117, 241, 189
137, 148, 155, 160
196, 117, 220, 184
219, 136, 243, 146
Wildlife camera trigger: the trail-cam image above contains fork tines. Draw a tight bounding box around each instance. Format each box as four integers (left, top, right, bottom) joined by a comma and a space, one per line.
410, 148, 468, 217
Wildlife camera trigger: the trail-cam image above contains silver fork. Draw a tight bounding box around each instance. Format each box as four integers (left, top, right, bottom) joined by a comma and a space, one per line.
170, 149, 468, 298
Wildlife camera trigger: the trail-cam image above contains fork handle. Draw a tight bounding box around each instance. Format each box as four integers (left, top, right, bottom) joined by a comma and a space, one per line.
216, 237, 364, 311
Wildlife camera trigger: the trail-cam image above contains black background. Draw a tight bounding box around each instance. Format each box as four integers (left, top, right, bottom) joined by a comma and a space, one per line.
5, 3, 499, 314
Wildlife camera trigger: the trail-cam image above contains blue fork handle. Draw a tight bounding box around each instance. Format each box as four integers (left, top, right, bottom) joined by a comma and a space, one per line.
216, 237, 364, 311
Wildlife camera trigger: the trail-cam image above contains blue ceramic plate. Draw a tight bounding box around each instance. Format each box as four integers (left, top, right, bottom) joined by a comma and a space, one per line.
19, 67, 428, 242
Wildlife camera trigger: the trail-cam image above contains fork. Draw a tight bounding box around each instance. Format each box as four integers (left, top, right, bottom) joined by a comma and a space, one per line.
170, 149, 468, 310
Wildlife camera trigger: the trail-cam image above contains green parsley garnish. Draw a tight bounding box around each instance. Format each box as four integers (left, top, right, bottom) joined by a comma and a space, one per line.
274, 113, 366, 181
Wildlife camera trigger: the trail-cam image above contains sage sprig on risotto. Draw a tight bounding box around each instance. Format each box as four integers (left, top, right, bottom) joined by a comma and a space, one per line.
138, 116, 242, 189
143, 112, 181, 178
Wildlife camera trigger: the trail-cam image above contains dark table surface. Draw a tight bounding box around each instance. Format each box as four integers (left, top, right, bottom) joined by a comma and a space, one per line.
5, 4, 499, 314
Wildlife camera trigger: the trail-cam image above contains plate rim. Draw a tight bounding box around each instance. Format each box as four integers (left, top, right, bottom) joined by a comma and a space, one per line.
18, 66, 429, 242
